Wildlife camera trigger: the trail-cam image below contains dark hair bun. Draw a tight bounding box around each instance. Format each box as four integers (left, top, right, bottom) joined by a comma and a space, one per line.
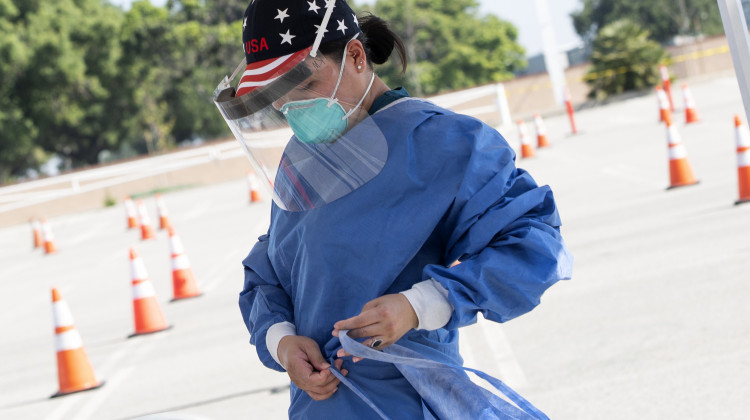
359, 13, 407, 72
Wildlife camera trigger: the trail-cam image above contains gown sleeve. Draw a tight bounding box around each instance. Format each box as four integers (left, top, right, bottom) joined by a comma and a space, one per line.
423, 122, 574, 330
239, 233, 294, 372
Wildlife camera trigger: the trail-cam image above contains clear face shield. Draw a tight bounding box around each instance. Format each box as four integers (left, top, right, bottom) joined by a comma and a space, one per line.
213, 37, 387, 212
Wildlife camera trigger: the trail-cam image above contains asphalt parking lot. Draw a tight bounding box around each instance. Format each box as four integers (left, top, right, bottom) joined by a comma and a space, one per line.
1, 74, 749, 419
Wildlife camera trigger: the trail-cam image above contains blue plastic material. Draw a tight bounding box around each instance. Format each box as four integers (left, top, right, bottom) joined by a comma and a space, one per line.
331, 331, 549, 420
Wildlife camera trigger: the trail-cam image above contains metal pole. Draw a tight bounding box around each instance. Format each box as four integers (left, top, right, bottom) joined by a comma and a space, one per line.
717, 0, 750, 125
532, 0, 566, 106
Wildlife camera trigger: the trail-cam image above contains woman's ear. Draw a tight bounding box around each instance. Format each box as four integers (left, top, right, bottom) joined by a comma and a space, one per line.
348, 40, 366, 72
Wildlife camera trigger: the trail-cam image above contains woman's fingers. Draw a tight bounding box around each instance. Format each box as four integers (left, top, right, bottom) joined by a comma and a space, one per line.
332, 294, 419, 362
306, 387, 338, 401
333, 310, 380, 336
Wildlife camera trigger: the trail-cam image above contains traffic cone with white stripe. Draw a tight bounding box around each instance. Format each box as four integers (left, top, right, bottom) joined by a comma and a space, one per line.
682, 83, 700, 124
124, 196, 138, 230
734, 115, 750, 205
659, 65, 675, 111
50, 288, 103, 397
155, 193, 171, 230
247, 171, 263, 203
518, 120, 535, 158
41, 218, 58, 254
533, 113, 550, 148
129, 247, 170, 337
136, 199, 156, 240
167, 226, 201, 301
31, 218, 43, 249
656, 86, 671, 123
665, 112, 699, 189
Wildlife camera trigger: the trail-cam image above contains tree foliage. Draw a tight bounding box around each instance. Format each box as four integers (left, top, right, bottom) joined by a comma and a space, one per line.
571, 0, 724, 45
0, 0, 520, 182
357, 0, 525, 96
0, 0, 240, 183
584, 19, 667, 100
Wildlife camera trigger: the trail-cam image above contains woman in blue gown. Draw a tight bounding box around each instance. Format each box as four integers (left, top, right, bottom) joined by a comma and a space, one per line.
217, 0, 574, 418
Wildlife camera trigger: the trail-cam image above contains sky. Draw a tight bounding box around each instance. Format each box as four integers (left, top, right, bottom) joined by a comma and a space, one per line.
477, 0, 583, 56
110, 0, 584, 57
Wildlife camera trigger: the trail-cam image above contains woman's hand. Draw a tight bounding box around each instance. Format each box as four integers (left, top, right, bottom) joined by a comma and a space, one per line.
332, 294, 418, 362
277, 335, 348, 401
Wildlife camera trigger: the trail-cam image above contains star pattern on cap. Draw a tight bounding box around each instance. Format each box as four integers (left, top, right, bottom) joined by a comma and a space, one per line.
308, 1, 320, 14
279, 29, 295, 45
352, 13, 358, 26
314, 23, 329, 35
337, 19, 348, 34
275, 8, 290, 24
243, 17, 247, 30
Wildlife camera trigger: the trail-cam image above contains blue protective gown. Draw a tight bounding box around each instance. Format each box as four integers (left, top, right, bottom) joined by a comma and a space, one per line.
239, 97, 573, 419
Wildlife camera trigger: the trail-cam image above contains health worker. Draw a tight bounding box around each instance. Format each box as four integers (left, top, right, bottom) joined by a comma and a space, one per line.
213, 0, 574, 418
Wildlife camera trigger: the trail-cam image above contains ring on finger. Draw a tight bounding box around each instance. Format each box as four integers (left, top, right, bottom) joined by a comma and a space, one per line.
370, 338, 383, 349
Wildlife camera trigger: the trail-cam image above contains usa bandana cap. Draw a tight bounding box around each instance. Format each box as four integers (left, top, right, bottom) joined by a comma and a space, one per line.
237, 0, 362, 97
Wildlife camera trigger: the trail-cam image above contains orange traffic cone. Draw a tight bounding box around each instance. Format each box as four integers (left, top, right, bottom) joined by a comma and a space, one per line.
734, 115, 750, 205
136, 199, 156, 240
656, 86, 671, 123
664, 112, 699, 189
533, 113, 550, 148
41, 218, 58, 254
124, 196, 138, 230
247, 171, 263, 203
155, 193, 171, 230
564, 85, 578, 135
659, 65, 675, 111
50, 288, 104, 397
518, 120, 535, 158
128, 247, 170, 336
682, 84, 700, 124
167, 226, 201, 301
31, 218, 43, 249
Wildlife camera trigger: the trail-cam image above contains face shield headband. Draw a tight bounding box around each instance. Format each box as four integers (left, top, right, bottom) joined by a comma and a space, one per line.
213, 28, 386, 212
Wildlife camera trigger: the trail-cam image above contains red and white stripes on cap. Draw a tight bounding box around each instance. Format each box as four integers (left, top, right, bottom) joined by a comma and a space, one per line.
236, 47, 312, 97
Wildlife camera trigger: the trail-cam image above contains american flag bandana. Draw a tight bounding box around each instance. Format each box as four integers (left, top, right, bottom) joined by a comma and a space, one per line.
237, 0, 361, 97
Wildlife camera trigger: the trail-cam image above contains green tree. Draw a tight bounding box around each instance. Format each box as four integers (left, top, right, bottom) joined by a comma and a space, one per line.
0, 0, 38, 181
357, 0, 525, 95
114, 0, 240, 154
0, 0, 123, 181
584, 19, 667, 100
571, 0, 724, 45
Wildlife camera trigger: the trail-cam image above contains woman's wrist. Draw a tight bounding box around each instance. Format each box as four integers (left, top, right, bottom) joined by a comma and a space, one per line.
266, 321, 297, 367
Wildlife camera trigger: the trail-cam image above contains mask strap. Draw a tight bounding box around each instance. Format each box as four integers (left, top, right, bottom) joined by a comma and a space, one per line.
342, 71, 375, 120
329, 33, 360, 103
310, 0, 336, 58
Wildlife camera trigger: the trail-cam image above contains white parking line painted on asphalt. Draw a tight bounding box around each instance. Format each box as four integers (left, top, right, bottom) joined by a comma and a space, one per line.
43, 392, 84, 420
601, 165, 664, 188
43, 336, 159, 420
73, 367, 135, 420
202, 220, 269, 293
460, 317, 528, 391
477, 318, 529, 390
201, 250, 246, 294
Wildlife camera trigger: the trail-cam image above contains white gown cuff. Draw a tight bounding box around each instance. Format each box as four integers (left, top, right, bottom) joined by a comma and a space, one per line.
266, 321, 297, 367
400, 279, 454, 331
